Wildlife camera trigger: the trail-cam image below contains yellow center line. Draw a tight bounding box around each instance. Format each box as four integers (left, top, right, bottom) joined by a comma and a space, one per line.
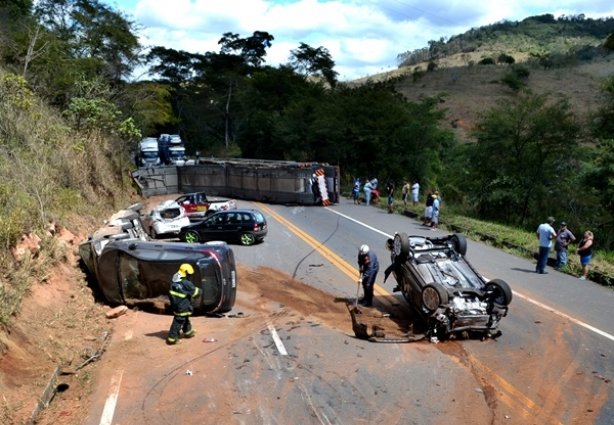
258, 203, 564, 424
258, 203, 394, 306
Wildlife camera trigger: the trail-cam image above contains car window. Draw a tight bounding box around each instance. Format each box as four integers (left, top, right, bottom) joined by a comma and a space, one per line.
118, 254, 147, 299
212, 213, 226, 225
253, 211, 265, 224
161, 208, 181, 219
199, 257, 220, 304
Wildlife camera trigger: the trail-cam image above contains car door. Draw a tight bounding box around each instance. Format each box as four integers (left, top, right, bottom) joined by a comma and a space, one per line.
199, 212, 228, 241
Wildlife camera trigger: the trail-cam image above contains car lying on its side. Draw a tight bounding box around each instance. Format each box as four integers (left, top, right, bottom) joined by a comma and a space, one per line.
385, 232, 512, 340
140, 199, 191, 239
179, 208, 267, 246
79, 205, 237, 313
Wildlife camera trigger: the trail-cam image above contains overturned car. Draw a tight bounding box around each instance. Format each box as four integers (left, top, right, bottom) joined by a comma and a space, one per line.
79, 204, 237, 313
385, 232, 512, 340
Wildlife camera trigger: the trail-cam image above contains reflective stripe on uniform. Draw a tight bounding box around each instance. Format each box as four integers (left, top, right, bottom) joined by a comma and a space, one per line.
170, 290, 187, 298
174, 311, 192, 316
192, 287, 200, 298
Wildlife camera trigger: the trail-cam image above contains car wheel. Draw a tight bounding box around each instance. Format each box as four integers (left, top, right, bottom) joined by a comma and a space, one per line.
240, 232, 256, 246
451, 233, 467, 256
422, 283, 449, 313
485, 279, 512, 306
393, 232, 410, 259
184, 230, 200, 243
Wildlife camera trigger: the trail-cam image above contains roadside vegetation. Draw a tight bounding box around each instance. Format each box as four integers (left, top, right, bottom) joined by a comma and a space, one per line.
0, 1, 613, 329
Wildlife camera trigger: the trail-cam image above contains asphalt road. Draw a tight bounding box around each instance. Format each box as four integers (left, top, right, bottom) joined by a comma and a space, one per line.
83, 197, 613, 425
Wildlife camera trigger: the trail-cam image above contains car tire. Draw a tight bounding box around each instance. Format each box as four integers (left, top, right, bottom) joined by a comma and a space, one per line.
451, 233, 467, 256
485, 279, 512, 306
422, 283, 449, 313
183, 230, 200, 243
393, 232, 410, 260
240, 232, 256, 246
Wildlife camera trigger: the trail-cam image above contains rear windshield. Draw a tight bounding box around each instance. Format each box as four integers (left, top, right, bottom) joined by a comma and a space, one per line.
160, 208, 181, 219
252, 211, 266, 224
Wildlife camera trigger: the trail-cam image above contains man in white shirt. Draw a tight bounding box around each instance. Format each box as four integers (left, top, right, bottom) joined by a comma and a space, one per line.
411, 181, 420, 205
536, 217, 557, 274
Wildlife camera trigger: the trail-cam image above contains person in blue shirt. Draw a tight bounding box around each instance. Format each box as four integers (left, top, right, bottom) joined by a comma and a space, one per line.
535, 217, 557, 274
357, 245, 379, 307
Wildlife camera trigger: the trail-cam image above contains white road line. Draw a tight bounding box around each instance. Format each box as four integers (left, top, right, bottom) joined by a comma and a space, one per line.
326, 207, 614, 344
268, 324, 288, 356
99, 369, 123, 425
325, 208, 392, 238
512, 290, 614, 343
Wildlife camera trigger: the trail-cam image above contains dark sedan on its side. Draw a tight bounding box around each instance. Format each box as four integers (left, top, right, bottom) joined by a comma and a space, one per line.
179, 208, 267, 246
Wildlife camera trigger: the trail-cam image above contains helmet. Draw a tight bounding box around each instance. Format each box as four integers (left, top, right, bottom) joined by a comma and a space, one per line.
359, 244, 369, 255
178, 263, 195, 277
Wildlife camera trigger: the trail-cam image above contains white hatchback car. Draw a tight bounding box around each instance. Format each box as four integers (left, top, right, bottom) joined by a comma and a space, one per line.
142, 200, 191, 239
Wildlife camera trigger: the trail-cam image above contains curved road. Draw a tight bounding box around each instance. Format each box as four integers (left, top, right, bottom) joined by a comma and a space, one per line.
83, 197, 613, 425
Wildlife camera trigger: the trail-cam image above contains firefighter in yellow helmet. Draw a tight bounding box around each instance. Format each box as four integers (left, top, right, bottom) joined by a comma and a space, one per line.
166, 263, 200, 345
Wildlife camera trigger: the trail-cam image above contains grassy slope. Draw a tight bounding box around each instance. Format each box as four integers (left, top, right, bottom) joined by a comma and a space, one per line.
358, 57, 614, 142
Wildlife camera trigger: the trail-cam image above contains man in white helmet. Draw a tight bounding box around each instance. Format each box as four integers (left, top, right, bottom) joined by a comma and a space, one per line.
166, 263, 200, 345
357, 244, 379, 307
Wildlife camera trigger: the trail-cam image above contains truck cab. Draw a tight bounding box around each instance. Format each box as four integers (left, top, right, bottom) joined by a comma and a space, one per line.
138, 138, 160, 167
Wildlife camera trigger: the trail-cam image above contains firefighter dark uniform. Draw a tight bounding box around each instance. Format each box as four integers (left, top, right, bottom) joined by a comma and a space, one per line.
166, 264, 200, 345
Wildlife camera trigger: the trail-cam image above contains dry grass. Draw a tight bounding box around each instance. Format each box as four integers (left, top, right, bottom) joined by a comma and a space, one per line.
353, 55, 614, 142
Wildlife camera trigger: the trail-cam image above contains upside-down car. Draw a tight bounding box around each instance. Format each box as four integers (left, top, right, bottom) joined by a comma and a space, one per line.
385, 232, 512, 340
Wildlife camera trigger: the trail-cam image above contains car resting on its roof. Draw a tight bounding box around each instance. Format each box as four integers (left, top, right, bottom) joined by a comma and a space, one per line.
385, 232, 512, 341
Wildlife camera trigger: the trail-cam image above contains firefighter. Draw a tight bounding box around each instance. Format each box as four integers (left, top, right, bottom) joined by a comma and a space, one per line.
166, 263, 200, 345
357, 245, 379, 307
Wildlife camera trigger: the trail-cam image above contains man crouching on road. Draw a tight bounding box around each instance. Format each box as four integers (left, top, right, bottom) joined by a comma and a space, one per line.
357, 245, 379, 307
167, 263, 200, 345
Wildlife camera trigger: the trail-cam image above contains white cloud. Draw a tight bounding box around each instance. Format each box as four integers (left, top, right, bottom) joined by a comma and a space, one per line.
108, 0, 614, 81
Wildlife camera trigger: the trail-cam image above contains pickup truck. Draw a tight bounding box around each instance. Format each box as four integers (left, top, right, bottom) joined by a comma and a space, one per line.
175, 192, 237, 220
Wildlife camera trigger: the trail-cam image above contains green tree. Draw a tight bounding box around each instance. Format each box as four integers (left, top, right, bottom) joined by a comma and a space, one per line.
289, 42, 338, 87
218, 31, 274, 68
469, 90, 581, 226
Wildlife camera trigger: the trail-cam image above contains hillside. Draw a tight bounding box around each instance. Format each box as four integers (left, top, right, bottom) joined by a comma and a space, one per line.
397, 14, 614, 68
392, 57, 614, 141
353, 13, 614, 142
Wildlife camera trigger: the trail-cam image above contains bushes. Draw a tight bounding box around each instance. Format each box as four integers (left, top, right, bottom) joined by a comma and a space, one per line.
501, 65, 531, 91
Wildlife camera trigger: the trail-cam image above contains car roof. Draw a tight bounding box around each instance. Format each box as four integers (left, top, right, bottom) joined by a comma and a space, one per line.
215, 208, 261, 214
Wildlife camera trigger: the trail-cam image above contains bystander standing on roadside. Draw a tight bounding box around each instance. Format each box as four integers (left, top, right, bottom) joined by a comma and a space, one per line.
554, 221, 576, 270
536, 217, 557, 274
430, 191, 440, 230
363, 178, 373, 206
352, 177, 361, 205
577, 230, 594, 280
411, 180, 420, 206
386, 179, 395, 213
402, 181, 410, 209
423, 191, 434, 226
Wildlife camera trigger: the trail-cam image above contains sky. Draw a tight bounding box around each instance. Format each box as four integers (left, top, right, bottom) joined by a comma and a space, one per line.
102, 0, 614, 81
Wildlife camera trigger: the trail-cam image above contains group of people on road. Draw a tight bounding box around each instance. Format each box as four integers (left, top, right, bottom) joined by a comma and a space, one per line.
535, 217, 594, 280
353, 177, 422, 211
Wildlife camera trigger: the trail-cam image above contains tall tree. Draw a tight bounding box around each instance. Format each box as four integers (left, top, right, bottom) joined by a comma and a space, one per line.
289, 42, 338, 87
34, 0, 141, 82
469, 90, 580, 225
